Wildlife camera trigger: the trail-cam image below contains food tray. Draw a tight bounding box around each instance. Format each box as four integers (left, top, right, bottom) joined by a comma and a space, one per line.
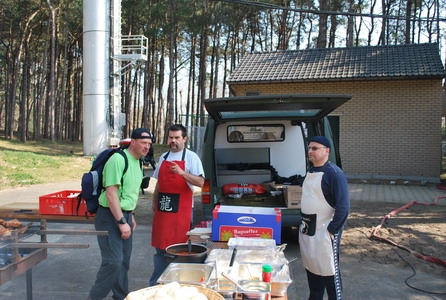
157, 263, 214, 286
125, 283, 224, 300
205, 250, 292, 297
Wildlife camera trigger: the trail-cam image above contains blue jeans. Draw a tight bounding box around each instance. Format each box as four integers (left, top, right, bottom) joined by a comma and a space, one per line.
149, 248, 170, 286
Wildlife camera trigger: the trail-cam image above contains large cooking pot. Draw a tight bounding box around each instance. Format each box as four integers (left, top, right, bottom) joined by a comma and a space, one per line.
165, 242, 208, 263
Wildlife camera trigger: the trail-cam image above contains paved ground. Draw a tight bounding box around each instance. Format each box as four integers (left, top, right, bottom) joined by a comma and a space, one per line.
0, 179, 445, 300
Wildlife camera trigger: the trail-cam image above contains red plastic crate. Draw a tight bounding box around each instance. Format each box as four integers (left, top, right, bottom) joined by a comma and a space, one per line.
39, 190, 80, 215
72, 197, 92, 216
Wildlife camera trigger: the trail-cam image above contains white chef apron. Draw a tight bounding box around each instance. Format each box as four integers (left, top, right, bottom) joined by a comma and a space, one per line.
299, 171, 335, 276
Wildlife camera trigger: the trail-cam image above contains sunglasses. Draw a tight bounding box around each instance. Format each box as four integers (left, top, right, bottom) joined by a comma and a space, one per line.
307, 146, 327, 151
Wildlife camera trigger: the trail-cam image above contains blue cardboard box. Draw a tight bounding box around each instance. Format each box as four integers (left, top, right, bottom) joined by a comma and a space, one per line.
212, 205, 281, 244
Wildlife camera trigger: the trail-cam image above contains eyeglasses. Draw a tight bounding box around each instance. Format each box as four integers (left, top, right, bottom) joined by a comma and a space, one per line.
307, 146, 327, 151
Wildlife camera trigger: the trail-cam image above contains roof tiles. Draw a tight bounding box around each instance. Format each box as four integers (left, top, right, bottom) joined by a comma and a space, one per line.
228, 43, 446, 83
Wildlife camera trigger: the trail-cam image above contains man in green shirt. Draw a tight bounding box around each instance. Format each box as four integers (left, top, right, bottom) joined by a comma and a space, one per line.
88, 128, 152, 300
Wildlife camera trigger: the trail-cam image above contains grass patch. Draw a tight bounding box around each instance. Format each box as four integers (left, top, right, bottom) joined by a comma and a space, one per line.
0, 138, 169, 191
0, 140, 91, 190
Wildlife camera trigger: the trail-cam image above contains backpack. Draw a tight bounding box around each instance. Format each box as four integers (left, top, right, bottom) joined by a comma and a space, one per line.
77, 147, 128, 216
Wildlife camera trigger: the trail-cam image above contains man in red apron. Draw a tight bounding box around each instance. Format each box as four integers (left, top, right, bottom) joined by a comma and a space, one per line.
299, 136, 350, 300
149, 124, 205, 286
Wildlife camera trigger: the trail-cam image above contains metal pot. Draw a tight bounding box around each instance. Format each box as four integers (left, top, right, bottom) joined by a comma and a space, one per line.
165, 242, 208, 263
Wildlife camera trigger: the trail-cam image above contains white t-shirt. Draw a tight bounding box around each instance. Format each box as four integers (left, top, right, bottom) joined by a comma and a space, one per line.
152, 148, 205, 191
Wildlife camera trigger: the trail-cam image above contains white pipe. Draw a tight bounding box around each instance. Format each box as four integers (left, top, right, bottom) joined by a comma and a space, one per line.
82, 0, 110, 156
111, 0, 123, 141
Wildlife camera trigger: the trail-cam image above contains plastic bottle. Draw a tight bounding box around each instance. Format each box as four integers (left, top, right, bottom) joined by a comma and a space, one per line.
262, 264, 273, 283
262, 264, 273, 300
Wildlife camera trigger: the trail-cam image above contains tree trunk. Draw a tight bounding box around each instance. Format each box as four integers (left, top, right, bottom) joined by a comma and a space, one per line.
316, 0, 328, 48
187, 34, 197, 127
47, 0, 56, 141
4, 9, 39, 139
405, 0, 412, 44
379, 0, 389, 45
346, 0, 355, 47
20, 44, 29, 142
198, 30, 208, 126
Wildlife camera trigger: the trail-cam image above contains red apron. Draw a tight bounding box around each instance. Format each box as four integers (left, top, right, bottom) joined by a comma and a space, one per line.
151, 151, 193, 249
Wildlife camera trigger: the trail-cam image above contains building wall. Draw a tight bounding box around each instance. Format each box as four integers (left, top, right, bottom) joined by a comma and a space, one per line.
229, 79, 443, 182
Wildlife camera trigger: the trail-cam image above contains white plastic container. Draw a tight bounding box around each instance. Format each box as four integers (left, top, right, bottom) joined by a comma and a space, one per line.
227, 237, 276, 250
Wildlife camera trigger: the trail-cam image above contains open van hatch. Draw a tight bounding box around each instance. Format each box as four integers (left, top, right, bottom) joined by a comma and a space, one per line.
200, 93, 352, 227
204, 94, 351, 122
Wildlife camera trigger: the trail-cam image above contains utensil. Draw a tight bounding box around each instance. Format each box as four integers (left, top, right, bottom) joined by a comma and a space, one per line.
228, 248, 237, 274
187, 238, 192, 254
221, 272, 245, 291
229, 248, 237, 267
214, 260, 220, 290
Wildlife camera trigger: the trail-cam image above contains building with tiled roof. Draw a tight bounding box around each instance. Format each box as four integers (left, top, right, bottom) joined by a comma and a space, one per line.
227, 43, 446, 182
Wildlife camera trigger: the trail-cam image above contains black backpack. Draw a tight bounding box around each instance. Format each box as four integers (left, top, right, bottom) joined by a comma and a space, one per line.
77, 147, 128, 216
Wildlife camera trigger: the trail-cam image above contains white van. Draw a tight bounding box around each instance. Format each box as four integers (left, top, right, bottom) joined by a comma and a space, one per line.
200, 94, 351, 227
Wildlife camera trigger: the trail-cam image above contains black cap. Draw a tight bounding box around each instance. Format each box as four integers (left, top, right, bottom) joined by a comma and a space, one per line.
308, 136, 331, 148
131, 128, 151, 139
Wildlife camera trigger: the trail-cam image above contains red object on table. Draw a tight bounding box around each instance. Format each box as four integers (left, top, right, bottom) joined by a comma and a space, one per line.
222, 183, 265, 195
262, 264, 273, 283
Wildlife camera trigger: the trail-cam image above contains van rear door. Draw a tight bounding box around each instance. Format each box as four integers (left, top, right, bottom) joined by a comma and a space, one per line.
204, 94, 351, 123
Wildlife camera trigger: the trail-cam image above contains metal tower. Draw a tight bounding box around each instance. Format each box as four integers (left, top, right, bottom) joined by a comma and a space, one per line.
82, 0, 147, 155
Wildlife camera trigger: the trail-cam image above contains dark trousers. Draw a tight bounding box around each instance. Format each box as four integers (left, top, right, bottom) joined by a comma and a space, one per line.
89, 207, 133, 300
149, 248, 170, 286
305, 232, 343, 300
306, 269, 338, 300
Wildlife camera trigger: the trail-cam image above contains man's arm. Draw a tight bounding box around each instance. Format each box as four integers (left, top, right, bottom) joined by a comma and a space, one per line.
106, 185, 132, 239
327, 172, 350, 235
169, 161, 205, 188
181, 172, 205, 188
105, 185, 123, 219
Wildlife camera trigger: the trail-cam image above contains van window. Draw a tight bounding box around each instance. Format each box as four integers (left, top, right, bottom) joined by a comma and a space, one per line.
227, 125, 285, 143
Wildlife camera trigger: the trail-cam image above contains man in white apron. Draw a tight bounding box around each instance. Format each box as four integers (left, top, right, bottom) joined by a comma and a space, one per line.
299, 136, 350, 300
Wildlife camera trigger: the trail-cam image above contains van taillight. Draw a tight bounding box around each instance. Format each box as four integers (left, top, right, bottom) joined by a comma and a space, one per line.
201, 179, 211, 204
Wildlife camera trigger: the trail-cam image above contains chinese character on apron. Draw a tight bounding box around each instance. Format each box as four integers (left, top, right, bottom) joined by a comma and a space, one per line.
151, 150, 193, 250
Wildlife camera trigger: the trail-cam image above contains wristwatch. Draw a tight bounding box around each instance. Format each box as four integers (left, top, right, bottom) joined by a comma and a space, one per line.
117, 217, 127, 224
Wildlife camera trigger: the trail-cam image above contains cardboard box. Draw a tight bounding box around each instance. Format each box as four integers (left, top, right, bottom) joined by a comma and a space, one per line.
39, 190, 80, 215
212, 205, 281, 244
284, 186, 302, 209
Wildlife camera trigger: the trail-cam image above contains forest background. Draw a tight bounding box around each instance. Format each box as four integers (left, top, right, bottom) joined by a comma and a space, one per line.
0, 0, 445, 146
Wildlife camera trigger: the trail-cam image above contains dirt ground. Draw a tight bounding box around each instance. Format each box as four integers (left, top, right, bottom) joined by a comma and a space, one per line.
137, 179, 446, 284
342, 200, 446, 278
